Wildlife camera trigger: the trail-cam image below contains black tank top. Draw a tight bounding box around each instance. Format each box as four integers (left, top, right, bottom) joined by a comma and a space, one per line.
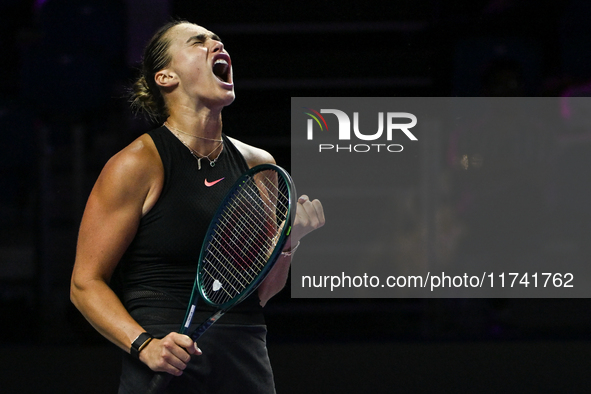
118, 126, 263, 325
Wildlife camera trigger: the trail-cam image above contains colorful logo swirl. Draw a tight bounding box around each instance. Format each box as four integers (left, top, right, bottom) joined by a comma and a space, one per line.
303, 107, 329, 131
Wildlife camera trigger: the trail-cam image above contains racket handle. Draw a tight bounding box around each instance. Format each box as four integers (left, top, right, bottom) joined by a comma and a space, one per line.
190, 310, 224, 342
146, 371, 174, 394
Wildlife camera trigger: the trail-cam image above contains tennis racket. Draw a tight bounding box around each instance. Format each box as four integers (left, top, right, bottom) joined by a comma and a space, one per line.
146, 163, 296, 394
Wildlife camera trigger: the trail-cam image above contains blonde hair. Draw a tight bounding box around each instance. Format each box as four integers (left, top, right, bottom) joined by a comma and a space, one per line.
130, 20, 188, 123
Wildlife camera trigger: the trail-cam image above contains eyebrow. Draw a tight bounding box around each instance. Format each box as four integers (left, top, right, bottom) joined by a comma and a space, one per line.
186, 33, 222, 44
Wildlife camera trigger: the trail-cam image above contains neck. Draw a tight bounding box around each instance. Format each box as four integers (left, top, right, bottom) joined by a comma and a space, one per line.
167, 107, 222, 138
165, 104, 225, 152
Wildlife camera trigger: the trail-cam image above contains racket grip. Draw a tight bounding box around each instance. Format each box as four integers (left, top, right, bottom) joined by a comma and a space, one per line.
190, 310, 223, 342
146, 371, 174, 394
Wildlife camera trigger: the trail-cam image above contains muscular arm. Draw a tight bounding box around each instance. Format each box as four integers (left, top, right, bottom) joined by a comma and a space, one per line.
71, 136, 155, 349
257, 195, 325, 306
70, 135, 199, 375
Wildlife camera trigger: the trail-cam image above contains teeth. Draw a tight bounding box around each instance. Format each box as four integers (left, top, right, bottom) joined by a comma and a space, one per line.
213, 58, 229, 81
214, 59, 228, 72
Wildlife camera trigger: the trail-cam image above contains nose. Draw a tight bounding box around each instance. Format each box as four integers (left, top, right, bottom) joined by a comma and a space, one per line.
211, 40, 224, 53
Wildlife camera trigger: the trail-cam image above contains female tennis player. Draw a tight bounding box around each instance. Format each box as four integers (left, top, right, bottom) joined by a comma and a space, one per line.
70, 20, 324, 393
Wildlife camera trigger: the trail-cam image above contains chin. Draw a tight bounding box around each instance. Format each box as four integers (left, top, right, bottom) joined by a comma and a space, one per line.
202, 92, 235, 109
221, 91, 236, 107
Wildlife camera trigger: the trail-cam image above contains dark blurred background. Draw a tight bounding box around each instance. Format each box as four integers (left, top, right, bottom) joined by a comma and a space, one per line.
2, 0, 591, 392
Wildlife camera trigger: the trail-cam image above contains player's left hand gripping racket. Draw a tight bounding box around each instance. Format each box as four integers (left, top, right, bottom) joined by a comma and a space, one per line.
146, 163, 296, 394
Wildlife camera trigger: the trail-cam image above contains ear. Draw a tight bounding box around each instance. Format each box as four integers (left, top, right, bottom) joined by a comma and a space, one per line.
154, 69, 178, 88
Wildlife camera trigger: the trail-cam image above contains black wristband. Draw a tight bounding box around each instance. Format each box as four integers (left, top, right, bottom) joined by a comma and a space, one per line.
130, 332, 154, 359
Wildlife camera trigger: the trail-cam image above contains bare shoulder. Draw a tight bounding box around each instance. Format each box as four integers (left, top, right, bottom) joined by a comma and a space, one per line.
95, 133, 163, 215
102, 134, 159, 182
74, 134, 163, 282
227, 136, 275, 168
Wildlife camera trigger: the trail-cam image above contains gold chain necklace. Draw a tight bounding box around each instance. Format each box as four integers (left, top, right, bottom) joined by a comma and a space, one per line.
164, 122, 223, 142
167, 129, 224, 170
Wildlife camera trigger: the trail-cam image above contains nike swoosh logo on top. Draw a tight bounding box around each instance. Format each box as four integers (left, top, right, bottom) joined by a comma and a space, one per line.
204, 177, 225, 187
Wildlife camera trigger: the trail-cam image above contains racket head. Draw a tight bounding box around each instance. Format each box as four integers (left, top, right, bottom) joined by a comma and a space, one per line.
195, 163, 296, 310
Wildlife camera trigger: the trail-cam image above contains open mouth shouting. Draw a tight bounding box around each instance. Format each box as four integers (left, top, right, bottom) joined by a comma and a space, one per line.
212, 54, 232, 86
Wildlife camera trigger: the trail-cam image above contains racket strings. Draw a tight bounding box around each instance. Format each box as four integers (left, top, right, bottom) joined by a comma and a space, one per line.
206, 230, 260, 281
254, 169, 289, 199
247, 177, 290, 237
221, 197, 274, 249
220, 192, 280, 255
248, 183, 288, 228
227, 179, 284, 234
201, 266, 239, 298
226, 172, 290, 245
210, 225, 265, 277
200, 170, 290, 305
253, 175, 290, 218
203, 212, 280, 302
208, 228, 259, 282
212, 177, 287, 274
214, 183, 282, 267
